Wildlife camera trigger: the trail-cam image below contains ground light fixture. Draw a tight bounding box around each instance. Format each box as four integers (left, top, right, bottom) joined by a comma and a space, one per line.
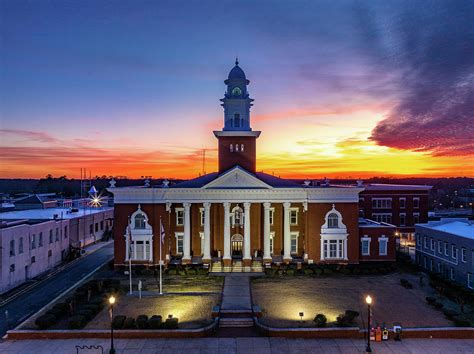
299, 312, 304, 322
109, 296, 116, 354
365, 295, 372, 353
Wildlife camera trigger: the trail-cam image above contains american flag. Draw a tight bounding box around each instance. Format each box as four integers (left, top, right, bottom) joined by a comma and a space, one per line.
160, 220, 165, 244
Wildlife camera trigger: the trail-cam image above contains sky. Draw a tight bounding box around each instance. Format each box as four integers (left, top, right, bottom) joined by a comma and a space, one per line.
1, 0, 473, 179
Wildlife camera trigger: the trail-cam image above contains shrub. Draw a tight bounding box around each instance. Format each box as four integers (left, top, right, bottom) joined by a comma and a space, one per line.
303, 268, 314, 276
123, 317, 136, 329
46, 307, 63, 318
344, 310, 359, 321
77, 309, 95, 321
324, 269, 333, 275
336, 310, 359, 327
433, 301, 444, 309
82, 304, 100, 315
400, 279, 413, 289
35, 314, 57, 329
149, 315, 162, 329
443, 308, 460, 318
426, 296, 436, 304
452, 315, 471, 327
286, 269, 295, 276
314, 268, 323, 276
136, 315, 149, 329
68, 315, 86, 329
313, 314, 327, 327
163, 317, 179, 329
112, 315, 126, 329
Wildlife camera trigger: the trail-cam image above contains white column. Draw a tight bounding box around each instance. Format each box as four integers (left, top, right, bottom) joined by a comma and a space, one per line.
133, 241, 137, 261
203, 202, 211, 261
263, 202, 271, 260
183, 202, 191, 261
149, 238, 153, 262
243, 202, 251, 261
223, 202, 231, 260
125, 235, 129, 260
283, 202, 291, 260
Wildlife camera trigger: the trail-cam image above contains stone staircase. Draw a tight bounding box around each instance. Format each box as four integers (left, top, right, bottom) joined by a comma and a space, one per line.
219, 312, 254, 328
210, 260, 263, 273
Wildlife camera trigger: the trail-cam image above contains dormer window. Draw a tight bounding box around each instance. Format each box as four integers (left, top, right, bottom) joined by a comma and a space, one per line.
328, 213, 338, 228
234, 113, 240, 127
134, 214, 146, 229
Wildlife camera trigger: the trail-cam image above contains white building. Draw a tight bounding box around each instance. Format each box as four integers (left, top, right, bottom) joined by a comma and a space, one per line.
0, 207, 114, 294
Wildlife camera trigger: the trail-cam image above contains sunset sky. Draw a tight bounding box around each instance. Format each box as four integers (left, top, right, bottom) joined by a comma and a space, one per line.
1, 0, 473, 179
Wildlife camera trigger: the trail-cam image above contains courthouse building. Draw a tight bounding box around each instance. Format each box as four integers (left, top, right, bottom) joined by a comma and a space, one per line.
110, 61, 397, 270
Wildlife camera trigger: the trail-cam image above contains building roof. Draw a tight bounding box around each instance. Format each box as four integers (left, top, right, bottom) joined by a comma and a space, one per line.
0, 207, 113, 221
420, 220, 474, 239
362, 184, 432, 191
227, 60, 247, 80
358, 218, 396, 228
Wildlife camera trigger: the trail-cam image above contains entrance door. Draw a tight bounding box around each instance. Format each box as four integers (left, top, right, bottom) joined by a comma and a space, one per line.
231, 234, 243, 258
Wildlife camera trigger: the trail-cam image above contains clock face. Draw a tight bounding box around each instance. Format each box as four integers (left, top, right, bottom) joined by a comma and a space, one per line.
232, 87, 242, 96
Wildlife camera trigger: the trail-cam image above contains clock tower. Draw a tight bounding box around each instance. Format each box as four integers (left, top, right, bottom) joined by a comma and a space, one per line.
214, 59, 261, 173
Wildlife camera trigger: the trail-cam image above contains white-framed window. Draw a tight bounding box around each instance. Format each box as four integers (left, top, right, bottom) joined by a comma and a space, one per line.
19, 237, 24, 254
413, 197, 420, 209
269, 232, 275, 255
430, 259, 434, 271
430, 238, 435, 251
399, 197, 406, 209
444, 242, 449, 256
290, 232, 299, 254
327, 213, 339, 228
49, 230, 53, 244
413, 213, 420, 224
423, 236, 428, 249
372, 198, 392, 209
438, 240, 442, 254
290, 208, 298, 225
323, 239, 345, 259
64, 225, 68, 238
38, 232, 43, 247
468, 273, 473, 290
199, 208, 205, 226
9, 239, 15, 256
450, 268, 455, 281
175, 232, 184, 254
241, 144, 244, 152
400, 213, 406, 226
175, 208, 184, 226
230, 144, 233, 152
232, 206, 244, 226
55, 228, 59, 241
437, 262, 442, 274
31, 234, 36, 249
235, 144, 239, 152
361, 237, 371, 256
269, 208, 275, 226
134, 214, 146, 229
372, 213, 392, 224
379, 236, 388, 256
451, 245, 457, 259
461, 248, 467, 263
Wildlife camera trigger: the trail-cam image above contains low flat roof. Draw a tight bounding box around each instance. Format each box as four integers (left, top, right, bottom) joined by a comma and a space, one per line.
362, 184, 432, 191
427, 221, 474, 239
0, 207, 113, 221
358, 218, 395, 228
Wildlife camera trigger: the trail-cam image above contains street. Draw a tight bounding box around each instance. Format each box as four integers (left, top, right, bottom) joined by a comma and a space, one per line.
0, 243, 113, 337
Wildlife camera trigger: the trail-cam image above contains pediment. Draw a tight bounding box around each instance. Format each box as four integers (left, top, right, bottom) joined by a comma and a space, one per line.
202, 167, 272, 189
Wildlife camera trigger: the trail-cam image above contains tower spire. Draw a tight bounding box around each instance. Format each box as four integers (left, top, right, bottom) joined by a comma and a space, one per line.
235, 56, 239, 66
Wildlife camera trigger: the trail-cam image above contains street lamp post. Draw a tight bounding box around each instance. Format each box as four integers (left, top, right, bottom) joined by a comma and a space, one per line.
109, 296, 116, 354
365, 295, 372, 353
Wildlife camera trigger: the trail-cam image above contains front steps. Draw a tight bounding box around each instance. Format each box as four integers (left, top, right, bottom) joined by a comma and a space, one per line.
219, 316, 254, 328
210, 260, 264, 273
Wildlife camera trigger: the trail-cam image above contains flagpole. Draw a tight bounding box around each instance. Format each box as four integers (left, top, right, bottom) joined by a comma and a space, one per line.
159, 216, 163, 295
128, 216, 132, 295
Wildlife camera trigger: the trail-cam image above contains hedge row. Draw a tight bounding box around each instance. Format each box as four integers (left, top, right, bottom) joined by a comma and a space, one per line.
265, 263, 396, 277
112, 315, 179, 329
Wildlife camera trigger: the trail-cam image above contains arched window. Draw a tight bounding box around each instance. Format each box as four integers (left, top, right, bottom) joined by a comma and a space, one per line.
234, 113, 240, 127
241, 144, 244, 152
328, 213, 338, 228
235, 144, 239, 152
230, 144, 233, 152
134, 214, 146, 229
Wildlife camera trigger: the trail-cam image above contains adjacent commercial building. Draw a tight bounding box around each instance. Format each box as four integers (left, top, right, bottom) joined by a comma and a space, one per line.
415, 218, 474, 289
0, 207, 113, 293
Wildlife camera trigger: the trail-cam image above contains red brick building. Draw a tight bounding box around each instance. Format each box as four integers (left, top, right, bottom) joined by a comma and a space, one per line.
109, 61, 399, 270
359, 184, 431, 246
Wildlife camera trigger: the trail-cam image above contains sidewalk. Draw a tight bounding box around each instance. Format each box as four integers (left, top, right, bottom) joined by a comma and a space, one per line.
0, 337, 473, 353
221, 276, 252, 312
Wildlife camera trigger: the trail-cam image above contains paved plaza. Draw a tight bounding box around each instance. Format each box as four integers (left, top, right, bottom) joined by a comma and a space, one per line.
1, 337, 474, 353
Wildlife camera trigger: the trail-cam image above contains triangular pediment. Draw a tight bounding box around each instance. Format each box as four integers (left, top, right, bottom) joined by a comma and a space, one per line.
202, 166, 272, 189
